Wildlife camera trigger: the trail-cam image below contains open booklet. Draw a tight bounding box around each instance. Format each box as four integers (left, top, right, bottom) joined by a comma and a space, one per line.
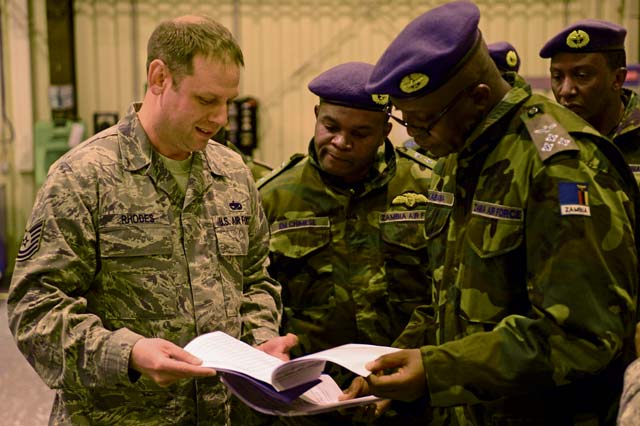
183, 331, 401, 416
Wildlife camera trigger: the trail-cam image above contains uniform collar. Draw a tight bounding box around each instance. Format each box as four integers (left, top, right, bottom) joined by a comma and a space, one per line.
117, 102, 230, 179
307, 137, 397, 193
611, 88, 640, 139
462, 74, 532, 153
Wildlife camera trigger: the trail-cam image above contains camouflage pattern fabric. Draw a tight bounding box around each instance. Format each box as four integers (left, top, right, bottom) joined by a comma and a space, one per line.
223, 139, 273, 181
611, 88, 640, 186
7, 103, 282, 425
396, 75, 639, 424
258, 139, 434, 425
619, 357, 640, 425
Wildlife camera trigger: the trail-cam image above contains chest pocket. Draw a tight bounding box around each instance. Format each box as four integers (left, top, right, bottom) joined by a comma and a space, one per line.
268, 217, 332, 309
213, 215, 249, 256
269, 217, 331, 258
97, 224, 176, 319
461, 213, 526, 325
424, 202, 452, 240
466, 215, 524, 258
379, 210, 428, 250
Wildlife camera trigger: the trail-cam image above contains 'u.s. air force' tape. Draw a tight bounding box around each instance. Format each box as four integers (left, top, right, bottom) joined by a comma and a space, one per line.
17, 221, 44, 262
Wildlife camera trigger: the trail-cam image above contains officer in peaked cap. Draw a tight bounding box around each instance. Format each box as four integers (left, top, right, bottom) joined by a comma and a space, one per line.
540, 19, 640, 186
258, 61, 435, 425
488, 40, 521, 73
340, 2, 640, 425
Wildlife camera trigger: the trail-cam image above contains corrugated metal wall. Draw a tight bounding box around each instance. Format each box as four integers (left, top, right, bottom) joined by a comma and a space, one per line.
72, 0, 639, 167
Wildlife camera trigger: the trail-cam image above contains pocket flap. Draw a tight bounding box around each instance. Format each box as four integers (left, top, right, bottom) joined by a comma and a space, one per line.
100, 225, 173, 257
269, 217, 331, 258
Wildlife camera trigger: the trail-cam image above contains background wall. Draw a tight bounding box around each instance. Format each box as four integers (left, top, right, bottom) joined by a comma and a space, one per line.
70, 0, 640, 167
1, 0, 639, 283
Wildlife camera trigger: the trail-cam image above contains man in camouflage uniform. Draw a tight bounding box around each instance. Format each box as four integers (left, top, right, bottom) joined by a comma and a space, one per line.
342, 2, 640, 425
258, 62, 435, 425
541, 19, 640, 185
7, 15, 296, 425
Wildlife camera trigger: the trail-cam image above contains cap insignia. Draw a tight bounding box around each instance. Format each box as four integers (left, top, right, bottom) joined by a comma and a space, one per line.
371, 94, 390, 105
506, 50, 518, 67
399, 73, 429, 94
566, 30, 590, 49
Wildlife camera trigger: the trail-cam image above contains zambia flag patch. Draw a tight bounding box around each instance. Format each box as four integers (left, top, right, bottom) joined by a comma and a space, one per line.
559, 182, 590, 216
17, 221, 44, 262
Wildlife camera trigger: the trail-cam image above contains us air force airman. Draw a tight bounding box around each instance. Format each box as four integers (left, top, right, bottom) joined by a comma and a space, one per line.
339, 2, 640, 424
258, 61, 435, 425
7, 15, 297, 425
541, 19, 640, 186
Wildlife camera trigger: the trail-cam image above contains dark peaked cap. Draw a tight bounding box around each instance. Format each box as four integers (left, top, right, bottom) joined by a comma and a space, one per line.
540, 19, 626, 58
308, 62, 389, 111
366, 1, 481, 99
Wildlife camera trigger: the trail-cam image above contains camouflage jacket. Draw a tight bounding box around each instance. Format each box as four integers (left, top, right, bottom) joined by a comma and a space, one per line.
618, 357, 640, 425
611, 88, 640, 185
258, 139, 434, 366
400, 76, 639, 424
7, 103, 282, 425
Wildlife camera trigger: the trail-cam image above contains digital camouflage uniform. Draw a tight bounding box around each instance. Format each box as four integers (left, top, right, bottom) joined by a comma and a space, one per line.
258, 139, 435, 425
611, 88, 640, 186
618, 357, 640, 425
213, 130, 274, 182
397, 75, 639, 425
7, 103, 282, 425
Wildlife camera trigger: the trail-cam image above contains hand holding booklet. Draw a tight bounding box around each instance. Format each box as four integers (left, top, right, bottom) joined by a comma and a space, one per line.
183, 331, 401, 416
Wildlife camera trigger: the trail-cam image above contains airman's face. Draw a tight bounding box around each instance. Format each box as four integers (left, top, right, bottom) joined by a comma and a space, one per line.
151, 55, 240, 160
549, 52, 620, 128
313, 103, 390, 183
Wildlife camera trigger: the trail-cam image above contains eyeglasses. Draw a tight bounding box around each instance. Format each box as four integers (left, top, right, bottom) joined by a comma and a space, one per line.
386, 82, 480, 137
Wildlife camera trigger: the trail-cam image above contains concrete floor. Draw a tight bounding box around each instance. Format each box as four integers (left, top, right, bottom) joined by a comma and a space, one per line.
0, 294, 55, 426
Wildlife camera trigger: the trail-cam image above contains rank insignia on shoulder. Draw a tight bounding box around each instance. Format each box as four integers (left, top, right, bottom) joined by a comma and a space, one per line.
392, 192, 428, 207
523, 109, 579, 161
256, 153, 306, 189
17, 220, 44, 262
559, 182, 590, 216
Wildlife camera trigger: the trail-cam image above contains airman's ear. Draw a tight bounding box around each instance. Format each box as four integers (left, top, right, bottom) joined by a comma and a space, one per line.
613, 67, 627, 91
147, 59, 171, 95
470, 83, 491, 110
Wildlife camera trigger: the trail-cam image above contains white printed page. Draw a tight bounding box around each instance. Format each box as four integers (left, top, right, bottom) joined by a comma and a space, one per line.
289, 343, 401, 377
183, 331, 283, 384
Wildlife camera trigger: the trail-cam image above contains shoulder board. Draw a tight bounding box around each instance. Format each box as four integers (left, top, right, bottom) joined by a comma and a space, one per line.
256, 153, 306, 189
396, 146, 437, 169
521, 105, 579, 162
250, 158, 273, 171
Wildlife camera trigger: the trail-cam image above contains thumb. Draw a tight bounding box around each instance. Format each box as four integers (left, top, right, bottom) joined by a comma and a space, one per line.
365, 352, 404, 373
283, 333, 299, 350
170, 346, 204, 366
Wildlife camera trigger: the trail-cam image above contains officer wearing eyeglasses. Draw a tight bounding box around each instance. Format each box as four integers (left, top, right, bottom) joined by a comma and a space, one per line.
258, 61, 436, 425
340, 2, 640, 424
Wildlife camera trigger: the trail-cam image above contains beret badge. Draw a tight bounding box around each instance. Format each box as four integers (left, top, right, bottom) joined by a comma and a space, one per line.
371, 94, 390, 105
566, 29, 590, 49
506, 50, 518, 67
399, 73, 429, 94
